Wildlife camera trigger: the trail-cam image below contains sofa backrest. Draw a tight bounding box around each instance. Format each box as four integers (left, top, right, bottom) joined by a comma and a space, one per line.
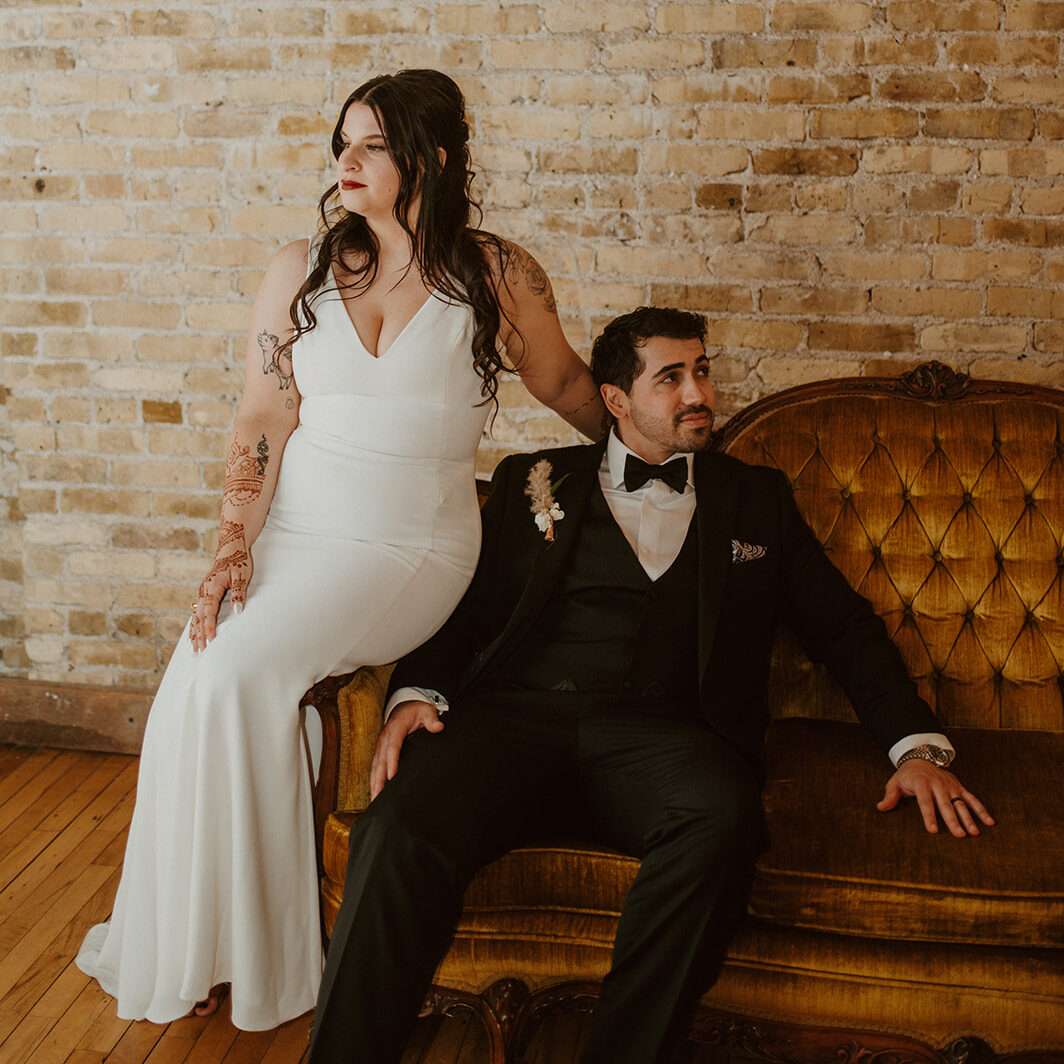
718, 362, 1064, 734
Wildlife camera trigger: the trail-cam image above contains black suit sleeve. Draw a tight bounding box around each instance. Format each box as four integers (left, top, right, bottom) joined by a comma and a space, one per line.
387, 455, 517, 706
774, 469, 943, 754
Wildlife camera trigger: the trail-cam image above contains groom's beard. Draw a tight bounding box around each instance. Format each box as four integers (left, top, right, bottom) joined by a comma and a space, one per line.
631, 403, 715, 455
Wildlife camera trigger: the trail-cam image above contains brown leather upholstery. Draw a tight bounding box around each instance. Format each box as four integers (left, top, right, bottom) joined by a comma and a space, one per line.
312, 363, 1064, 1055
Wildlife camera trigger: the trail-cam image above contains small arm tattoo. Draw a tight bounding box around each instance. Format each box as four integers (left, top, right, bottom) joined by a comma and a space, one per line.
255, 433, 268, 475
561, 394, 599, 416
223, 434, 268, 507
503, 244, 558, 315
258, 329, 295, 405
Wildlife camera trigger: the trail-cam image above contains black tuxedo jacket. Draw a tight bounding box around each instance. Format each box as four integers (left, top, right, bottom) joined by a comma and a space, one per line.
389, 439, 941, 767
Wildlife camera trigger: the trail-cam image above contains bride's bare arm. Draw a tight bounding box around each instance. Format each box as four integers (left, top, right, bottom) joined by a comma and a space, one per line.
191, 239, 308, 651
490, 240, 607, 441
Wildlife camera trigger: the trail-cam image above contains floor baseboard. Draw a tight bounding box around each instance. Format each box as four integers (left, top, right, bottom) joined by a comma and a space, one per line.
0, 676, 153, 754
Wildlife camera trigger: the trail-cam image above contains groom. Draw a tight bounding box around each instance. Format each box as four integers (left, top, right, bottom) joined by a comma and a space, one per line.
309, 307, 992, 1063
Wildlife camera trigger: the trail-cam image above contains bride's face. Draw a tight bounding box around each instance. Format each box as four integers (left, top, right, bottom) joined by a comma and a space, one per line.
335, 103, 402, 219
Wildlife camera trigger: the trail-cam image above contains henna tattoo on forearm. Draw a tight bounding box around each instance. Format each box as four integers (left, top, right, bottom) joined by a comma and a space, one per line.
198, 519, 251, 599
504, 244, 558, 315
258, 329, 296, 408
217, 518, 246, 552
223, 434, 269, 506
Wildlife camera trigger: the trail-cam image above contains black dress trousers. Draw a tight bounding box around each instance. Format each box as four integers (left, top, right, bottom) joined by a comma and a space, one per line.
308, 690, 764, 1064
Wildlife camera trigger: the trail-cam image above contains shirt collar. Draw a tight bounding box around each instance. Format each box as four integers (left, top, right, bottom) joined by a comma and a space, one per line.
605, 429, 695, 492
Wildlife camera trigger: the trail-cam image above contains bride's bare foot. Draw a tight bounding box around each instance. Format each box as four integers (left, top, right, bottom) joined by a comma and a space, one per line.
193, 982, 230, 1017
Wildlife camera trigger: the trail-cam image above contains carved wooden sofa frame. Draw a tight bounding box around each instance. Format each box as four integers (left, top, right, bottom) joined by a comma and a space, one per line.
303, 362, 1064, 1063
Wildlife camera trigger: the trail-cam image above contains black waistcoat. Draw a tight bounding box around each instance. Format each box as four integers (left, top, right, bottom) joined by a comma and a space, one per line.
498, 483, 699, 703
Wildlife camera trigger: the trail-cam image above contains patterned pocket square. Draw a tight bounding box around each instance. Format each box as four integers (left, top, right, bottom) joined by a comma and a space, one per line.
731, 540, 767, 564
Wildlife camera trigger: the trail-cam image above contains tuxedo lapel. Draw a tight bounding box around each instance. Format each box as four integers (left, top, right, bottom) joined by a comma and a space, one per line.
695, 451, 739, 690
467, 440, 606, 684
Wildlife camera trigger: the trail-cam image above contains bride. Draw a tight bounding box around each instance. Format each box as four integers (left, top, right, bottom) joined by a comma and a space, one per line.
76, 68, 605, 1030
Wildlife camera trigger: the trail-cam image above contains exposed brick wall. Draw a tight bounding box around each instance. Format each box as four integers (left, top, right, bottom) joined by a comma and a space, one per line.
1, 1, 1062, 688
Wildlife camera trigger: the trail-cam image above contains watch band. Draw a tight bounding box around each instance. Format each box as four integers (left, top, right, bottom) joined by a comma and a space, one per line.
897, 743, 954, 768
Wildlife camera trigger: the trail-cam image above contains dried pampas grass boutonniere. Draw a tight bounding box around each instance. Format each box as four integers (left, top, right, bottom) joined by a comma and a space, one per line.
524, 459, 569, 543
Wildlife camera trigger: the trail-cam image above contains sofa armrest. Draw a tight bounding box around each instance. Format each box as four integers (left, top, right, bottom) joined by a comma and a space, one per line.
337, 662, 394, 812
302, 663, 395, 869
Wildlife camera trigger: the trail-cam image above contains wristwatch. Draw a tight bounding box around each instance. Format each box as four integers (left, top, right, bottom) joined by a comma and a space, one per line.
897, 743, 954, 769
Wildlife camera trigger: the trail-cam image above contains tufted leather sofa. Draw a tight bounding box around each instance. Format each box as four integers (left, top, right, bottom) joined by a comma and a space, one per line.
305, 362, 1063, 1063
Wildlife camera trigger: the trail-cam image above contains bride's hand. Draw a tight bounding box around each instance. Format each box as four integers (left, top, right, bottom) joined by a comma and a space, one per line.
190, 520, 253, 653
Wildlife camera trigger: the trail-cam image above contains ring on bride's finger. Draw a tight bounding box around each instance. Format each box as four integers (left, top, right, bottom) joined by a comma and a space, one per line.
949, 796, 966, 806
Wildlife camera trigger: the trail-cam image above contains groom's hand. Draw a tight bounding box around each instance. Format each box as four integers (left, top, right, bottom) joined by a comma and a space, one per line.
370, 700, 445, 801
876, 761, 995, 838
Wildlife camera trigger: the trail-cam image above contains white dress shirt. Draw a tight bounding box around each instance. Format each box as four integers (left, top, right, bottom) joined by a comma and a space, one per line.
598, 429, 697, 580
387, 431, 953, 767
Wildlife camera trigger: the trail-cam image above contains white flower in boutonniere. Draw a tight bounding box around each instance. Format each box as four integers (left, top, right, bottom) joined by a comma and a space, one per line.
524, 459, 567, 543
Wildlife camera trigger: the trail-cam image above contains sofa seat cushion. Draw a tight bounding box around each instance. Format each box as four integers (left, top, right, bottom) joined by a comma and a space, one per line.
751, 718, 1063, 947
322, 719, 1062, 949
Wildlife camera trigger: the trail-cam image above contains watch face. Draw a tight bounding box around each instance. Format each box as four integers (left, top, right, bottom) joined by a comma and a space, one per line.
927, 745, 950, 766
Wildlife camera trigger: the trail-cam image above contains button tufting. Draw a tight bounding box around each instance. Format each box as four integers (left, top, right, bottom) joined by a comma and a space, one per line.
721, 385, 1064, 740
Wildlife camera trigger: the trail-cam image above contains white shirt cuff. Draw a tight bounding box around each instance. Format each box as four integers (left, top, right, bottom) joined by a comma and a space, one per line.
383, 686, 449, 723
888, 732, 954, 768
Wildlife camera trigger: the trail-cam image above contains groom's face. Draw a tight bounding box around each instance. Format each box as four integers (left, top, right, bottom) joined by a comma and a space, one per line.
603, 336, 716, 462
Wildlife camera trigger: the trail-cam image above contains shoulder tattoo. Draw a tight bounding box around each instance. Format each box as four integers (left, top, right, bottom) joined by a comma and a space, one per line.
503, 244, 557, 315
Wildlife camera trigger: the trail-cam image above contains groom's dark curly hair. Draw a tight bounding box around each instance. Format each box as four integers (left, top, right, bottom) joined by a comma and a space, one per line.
590, 306, 707, 396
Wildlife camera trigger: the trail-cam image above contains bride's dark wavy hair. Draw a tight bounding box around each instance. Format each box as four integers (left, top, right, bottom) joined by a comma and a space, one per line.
281, 69, 516, 410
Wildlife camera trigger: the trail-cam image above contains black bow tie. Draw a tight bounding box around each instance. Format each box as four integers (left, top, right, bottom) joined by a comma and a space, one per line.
623, 454, 688, 494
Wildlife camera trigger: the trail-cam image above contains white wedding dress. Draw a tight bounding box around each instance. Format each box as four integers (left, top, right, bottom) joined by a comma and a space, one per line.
76, 252, 489, 1029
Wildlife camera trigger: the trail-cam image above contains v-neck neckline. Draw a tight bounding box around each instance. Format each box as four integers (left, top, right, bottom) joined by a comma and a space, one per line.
327, 263, 438, 360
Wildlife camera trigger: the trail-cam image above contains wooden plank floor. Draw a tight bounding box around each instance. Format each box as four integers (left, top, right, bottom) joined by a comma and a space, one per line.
0, 746, 747, 1063
0, 746, 507, 1064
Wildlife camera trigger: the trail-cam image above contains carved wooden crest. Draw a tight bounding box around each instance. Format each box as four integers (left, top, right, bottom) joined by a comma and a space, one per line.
894, 360, 970, 400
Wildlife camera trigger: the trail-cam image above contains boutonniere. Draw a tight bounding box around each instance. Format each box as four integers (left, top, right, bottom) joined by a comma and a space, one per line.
524, 459, 569, 543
